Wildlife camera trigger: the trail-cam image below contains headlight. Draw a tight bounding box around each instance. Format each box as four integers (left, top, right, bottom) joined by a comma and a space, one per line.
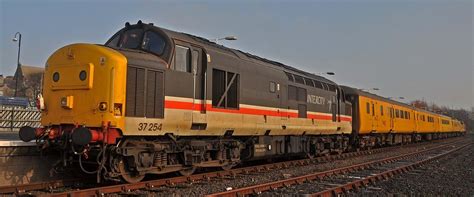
60, 96, 74, 109
99, 102, 107, 111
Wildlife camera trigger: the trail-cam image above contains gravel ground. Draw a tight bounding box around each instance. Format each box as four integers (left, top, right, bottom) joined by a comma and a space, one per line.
352, 135, 473, 197
261, 142, 465, 196
125, 138, 463, 197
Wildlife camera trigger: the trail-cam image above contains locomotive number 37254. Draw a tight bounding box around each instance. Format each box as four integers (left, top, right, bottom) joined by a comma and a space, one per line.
137, 123, 163, 131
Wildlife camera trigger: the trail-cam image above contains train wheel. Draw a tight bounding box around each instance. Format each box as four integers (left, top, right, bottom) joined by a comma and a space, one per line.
118, 158, 145, 183
117, 140, 145, 183
178, 166, 196, 176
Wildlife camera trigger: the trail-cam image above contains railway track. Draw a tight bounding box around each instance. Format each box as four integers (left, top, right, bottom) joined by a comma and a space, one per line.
207, 139, 470, 197
0, 137, 465, 196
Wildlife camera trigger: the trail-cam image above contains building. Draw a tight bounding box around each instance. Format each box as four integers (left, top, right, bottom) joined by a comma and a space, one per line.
0, 75, 14, 97
12, 65, 44, 99
0, 75, 4, 96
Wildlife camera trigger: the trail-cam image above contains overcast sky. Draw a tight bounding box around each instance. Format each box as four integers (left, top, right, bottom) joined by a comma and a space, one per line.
0, 0, 472, 109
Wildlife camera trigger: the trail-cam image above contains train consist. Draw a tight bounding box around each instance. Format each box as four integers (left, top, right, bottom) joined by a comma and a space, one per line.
18, 21, 465, 183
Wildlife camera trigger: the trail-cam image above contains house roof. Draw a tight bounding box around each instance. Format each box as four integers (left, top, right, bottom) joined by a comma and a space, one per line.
15, 65, 44, 78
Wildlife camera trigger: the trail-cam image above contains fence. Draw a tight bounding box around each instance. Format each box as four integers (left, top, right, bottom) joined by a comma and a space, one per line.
0, 106, 41, 132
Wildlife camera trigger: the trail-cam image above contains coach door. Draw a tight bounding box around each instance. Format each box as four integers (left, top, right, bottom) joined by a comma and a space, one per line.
369, 101, 376, 131
390, 107, 394, 131
372, 101, 378, 131
191, 46, 207, 125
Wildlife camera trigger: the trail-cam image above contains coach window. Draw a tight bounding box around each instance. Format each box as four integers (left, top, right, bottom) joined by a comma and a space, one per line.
285, 72, 294, 82
269, 82, 276, 93
396, 109, 400, 118
313, 80, 324, 89
328, 84, 337, 92
366, 102, 370, 114
380, 106, 384, 116
143, 31, 166, 55
294, 75, 305, 84
321, 82, 329, 91
304, 78, 314, 87
372, 104, 375, 116
174, 45, 191, 73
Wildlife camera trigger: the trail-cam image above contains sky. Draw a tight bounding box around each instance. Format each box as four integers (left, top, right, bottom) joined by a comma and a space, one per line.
0, 0, 472, 110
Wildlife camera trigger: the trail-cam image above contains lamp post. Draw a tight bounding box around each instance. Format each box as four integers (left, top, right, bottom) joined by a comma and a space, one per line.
12, 32, 22, 97
212, 36, 237, 44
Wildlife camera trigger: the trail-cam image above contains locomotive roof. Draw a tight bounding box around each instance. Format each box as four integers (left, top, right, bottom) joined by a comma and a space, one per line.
341, 85, 451, 118
150, 23, 337, 85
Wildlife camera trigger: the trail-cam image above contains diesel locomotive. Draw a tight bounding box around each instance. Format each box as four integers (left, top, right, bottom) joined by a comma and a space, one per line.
19, 21, 465, 183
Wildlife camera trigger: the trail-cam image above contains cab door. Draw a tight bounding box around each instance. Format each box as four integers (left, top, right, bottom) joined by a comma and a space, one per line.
190, 46, 207, 125
331, 95, 337, 122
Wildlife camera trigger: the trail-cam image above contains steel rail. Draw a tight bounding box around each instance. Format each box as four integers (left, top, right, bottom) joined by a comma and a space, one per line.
1, 137, 462, 196
0, 146, 393, 195
205, 140, 469, 197
0, 178, 87, 194
310, 143, 470, 197
46, 147, 386, 196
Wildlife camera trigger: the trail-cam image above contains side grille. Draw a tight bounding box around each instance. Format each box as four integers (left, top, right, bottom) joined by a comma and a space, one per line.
126, 66, 164, 118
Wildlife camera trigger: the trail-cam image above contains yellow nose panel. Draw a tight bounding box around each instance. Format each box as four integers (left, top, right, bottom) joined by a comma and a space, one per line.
51, 63, 94, 90
42, 43, 127, 129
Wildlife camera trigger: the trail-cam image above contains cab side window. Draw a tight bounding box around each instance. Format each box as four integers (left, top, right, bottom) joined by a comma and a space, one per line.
174, 45, 191, 73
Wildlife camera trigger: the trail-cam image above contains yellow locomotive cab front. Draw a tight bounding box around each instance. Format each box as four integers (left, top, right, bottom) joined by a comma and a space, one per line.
37, 43, 127, 142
